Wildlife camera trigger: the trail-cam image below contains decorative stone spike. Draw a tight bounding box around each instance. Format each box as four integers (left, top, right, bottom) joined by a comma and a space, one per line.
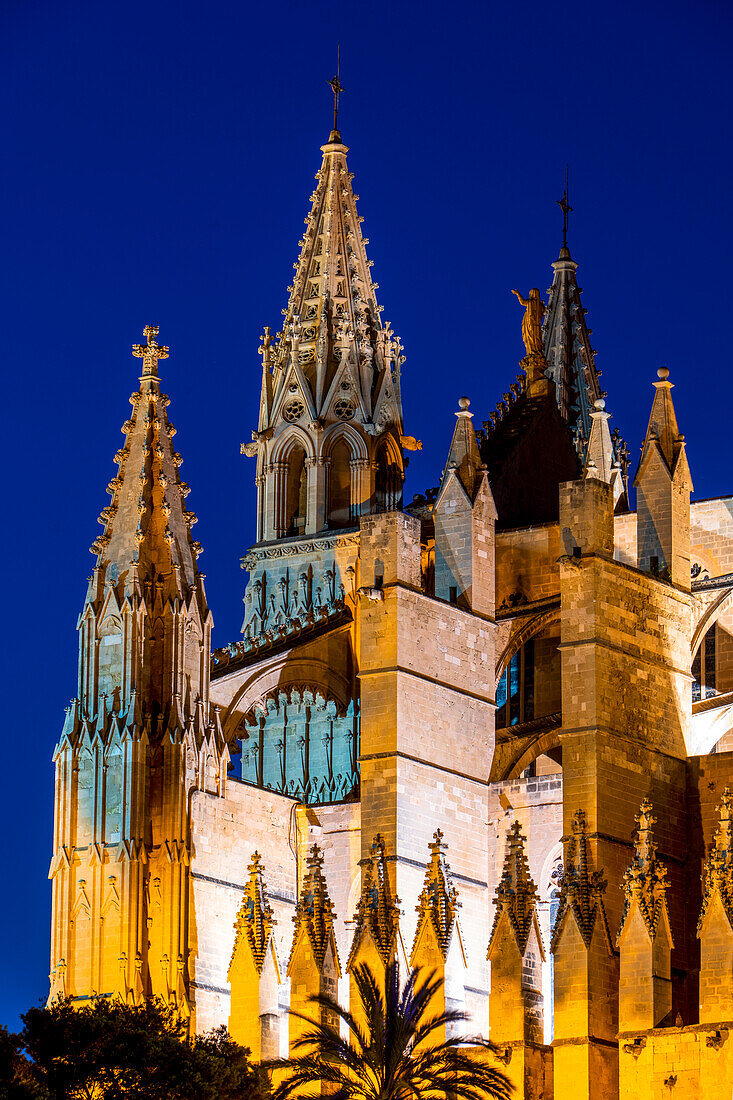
552, 810, 612, 953
411, 829, 461, 963
617, 799, 673, 1031
698, 789, 733, 1024
228, 852, 280, 1060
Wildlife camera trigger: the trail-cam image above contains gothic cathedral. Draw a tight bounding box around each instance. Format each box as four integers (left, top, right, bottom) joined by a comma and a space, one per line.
50, 116, 733, 1100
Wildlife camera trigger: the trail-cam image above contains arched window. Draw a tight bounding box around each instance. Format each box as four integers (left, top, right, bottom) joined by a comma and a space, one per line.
285, 445, 307, 536
328, 439, 352, 528
692, 623, 716, 702
496, 639, 535, 729
375, 442, 402, 513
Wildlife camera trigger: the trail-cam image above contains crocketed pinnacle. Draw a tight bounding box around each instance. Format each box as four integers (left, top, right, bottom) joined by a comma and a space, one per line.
698, 788, 733, 936
488, 821, 543, 958
230, 852, 276, 976
617, 799, 673, 945
347, 834, 401, 970
89, 326, 203, 598
259, 133, 405, 434
441, 398, 483, 501
288, 844, 341, 975
412, 830, 461, 961
551, 809, 612, 953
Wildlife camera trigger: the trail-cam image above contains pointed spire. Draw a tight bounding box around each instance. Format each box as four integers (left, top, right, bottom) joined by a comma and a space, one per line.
257, 131, 404, 439
288, 844, 341, 974
412, 830, 461, 961
230, 852, 276, 976
698, 788, 733, 935
551, 810, 612, 953
91, 326, 203, 597
347, 834, 401, 970
584, 397, 624, 505
636, 367, 692, 486
617, 799, 673, 944
488, 821, 543, 958
439, 398, 482, 501
543, 246, 603, 442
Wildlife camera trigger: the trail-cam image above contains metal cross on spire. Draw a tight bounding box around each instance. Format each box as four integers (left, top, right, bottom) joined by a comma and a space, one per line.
557, 165, 573, 249
132, 324, 169, 378
328, 45, 344, 135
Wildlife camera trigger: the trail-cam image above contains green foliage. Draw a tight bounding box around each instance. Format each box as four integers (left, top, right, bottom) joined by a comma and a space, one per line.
1, 997, 269, 1100
270, 961, 513, 1100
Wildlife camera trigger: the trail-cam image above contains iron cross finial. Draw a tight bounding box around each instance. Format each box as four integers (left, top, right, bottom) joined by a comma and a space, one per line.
557, 165, 573, 249
328, 45, 344, 134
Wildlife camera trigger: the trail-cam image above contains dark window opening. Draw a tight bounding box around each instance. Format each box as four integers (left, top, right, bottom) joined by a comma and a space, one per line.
496, 639, 535, 729
692, 624, 717, 702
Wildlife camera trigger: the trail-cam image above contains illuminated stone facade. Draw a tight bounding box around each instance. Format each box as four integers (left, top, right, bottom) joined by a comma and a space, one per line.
50, 124, 733, 1099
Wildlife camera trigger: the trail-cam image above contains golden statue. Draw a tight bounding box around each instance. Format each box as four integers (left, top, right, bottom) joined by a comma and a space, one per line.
511, 288, 545, 358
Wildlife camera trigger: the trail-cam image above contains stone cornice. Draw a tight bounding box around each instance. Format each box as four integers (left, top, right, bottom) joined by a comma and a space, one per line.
241, 531, 359, 570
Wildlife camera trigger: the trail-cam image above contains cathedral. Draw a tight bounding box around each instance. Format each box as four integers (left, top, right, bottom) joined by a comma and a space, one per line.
49, 105, 733, 1100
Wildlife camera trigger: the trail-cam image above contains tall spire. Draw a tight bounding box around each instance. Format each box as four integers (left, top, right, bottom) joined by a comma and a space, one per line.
542, 242, 602, 442
92, 325, 203, 598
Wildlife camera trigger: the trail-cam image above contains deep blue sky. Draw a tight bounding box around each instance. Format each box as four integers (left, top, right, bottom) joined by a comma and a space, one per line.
1, 0, 731, 1028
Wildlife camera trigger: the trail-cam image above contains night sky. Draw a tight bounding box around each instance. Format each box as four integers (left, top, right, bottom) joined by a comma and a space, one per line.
2, 0, 731, 1027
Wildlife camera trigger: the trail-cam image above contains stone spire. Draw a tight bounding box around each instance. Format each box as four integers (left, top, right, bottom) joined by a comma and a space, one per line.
230, 852, 277, 976
288, 844, 340, 974
551, 810, 612, 953
637, 367, 692, 483
92, 325, 203, 600
347, 834, 401, 970
252, 131, 405, 444
542, 246, 603, 445
440, 397, 483, 501
698, 788, 733, 935
488, 821, 543, 958
617, 798, 673, 945
584, 397, 624, 506
243, 127, 411, 542
412, 830, 461, 961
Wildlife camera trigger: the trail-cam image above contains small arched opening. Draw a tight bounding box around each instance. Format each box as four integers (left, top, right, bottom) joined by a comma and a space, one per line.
374, 440, 402, 513
328, 438, 352, 528
285, 445, 308, 536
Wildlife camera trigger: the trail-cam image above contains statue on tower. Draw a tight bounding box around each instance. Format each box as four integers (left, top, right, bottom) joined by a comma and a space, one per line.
512, 288, 549, 391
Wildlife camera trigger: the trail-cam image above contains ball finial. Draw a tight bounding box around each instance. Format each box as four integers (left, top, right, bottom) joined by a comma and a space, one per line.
657, 367, 670, 381
594, 398, 606, 411
458, 396, 470, 410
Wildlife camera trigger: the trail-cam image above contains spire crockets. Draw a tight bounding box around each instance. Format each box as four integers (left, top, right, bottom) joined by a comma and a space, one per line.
347, 834, 401, 970
245, 121, 409, 540
617, 799, 672, 944
288, 844, 340, 974
542, 244, 603, 444
412, 830, 462, 961
488, 821, 543, 958
231, 852, 277, 976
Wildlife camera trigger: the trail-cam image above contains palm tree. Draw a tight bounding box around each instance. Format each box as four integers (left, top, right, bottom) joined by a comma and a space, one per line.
270, 961, 513, 1100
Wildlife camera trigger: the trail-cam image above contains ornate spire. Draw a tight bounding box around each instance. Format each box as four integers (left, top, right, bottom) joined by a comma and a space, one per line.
551, 810, 612, 953
488, 821, 543, 958
347, 834, 401, 969
698, 788, 733, 935
252, 130, 405, 446
617, 799, 673, 945
90, 325, 203, 596
230, 852, 277, 976
542, 245, 603, 444
412, 830, 461, 961
288, 844, 341, 974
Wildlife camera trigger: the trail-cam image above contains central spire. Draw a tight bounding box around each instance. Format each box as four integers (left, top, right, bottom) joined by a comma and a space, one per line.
244, 99, 409, 542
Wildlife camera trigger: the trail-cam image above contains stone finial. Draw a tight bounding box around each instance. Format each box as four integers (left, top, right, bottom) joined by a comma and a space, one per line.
551, 810, 612, 953
412, 829, 461, 961
347, 834, 401, 970
230, 852, 276, 975
132, 324, 169, 378
617, 798, 673, 945
288, 844, 341, 974
698, 788, 733, 936
488, 821, 543, 958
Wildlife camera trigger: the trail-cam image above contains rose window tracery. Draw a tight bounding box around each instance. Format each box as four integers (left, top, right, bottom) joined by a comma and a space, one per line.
333, 398, 356, 421
283, 399, 305, 423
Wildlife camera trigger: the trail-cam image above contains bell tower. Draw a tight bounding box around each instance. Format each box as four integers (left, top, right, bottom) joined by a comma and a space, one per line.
49, 327, 227, 1011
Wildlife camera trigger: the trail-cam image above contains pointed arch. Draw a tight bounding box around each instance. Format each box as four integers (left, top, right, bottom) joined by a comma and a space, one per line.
373, 431, 404, 514
271, 426, 317, 464
320, 421, 369, 462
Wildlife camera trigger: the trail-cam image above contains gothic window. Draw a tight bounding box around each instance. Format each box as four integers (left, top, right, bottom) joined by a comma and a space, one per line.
374, 443, 402, 513
692, 624, 716, 702
285, 445, 307, 536
333, 397, 355, 421
328, 439, 352, 529
283, 398, 305, 423
496, 639, 535, 729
